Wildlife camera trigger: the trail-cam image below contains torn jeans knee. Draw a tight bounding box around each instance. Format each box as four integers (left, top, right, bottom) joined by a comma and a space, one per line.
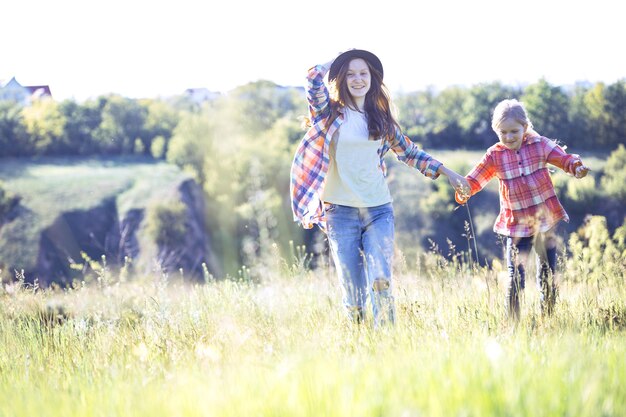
371, 278, 395, 326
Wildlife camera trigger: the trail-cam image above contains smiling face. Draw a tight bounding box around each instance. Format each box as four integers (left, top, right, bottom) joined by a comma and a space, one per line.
345, 58, 371, 106
496, 117, 526, 150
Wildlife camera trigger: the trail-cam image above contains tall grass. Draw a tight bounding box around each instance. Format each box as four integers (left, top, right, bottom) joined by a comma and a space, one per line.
1, 244, 624, 417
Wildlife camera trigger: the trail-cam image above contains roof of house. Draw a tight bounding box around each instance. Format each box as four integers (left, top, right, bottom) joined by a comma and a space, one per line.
25, 85, 53, 97
0, 77, 53, 99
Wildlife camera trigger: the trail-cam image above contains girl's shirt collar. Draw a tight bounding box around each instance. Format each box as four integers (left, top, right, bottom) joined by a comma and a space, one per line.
493, 133, 541, 151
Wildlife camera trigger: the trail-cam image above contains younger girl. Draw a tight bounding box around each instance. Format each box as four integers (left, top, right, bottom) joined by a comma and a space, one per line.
455, 99, 589, 318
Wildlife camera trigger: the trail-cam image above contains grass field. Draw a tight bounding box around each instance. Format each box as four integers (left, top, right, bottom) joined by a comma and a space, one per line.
0, 153, 622, 416
1, 248, 624, 417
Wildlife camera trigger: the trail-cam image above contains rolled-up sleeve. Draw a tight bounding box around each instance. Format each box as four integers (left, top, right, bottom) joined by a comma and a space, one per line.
544, 138, 582, 175
390, 132, 442, 179
306, 65, 331, 124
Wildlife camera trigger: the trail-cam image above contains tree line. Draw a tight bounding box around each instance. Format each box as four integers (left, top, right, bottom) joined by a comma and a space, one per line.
395, 78, 626, 151
1, 78, 625, 159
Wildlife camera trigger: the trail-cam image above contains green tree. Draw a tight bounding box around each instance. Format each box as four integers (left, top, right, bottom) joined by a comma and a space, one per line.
602, 80, 626, 149
59, 99, 103, 155
226, 81, 305, 136
566, 83, 592, 149
428, 86, 468, 148
460, 83, 521, 148
582, 80, 626, 150
395, 88, 437, 145
0, 101, 28, 157
584, 82, 611, 148
241, 116, 305, 258
139, 99, 180, 156
93, 95, 147, 154
21, 99, 68, 155
150, 135, 166, 159
521, 79, 569, 142
166, 110, 214, 183
601, 144, 626, 200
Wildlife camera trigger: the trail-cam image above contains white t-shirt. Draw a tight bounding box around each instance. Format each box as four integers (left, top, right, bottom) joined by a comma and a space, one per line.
321, 108, 392, 207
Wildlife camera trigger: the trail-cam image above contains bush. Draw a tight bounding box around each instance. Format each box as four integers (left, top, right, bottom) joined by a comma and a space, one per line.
144, 201, 187, 247
566, 174, 599, 205
0, 181, 20, 219
150, 135, 166, 159
566, 215, 626, 284
601, 144, 626, 200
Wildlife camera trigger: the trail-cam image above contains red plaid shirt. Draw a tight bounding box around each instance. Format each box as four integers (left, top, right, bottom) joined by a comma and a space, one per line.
458, 135, 583, 237
290, 64, 442, 230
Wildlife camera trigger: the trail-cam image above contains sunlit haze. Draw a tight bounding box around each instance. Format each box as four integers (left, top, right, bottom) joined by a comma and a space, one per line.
2, 0, 624, 101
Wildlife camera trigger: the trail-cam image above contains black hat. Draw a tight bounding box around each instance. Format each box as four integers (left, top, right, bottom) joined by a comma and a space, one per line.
328, 49, 383, 82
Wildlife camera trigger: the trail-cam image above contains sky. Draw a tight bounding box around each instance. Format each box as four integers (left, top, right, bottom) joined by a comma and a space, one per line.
2, 0, 624, 102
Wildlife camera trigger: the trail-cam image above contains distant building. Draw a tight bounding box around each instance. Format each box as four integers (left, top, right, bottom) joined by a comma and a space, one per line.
0, 77, 53, 105
184, 87, 221, 104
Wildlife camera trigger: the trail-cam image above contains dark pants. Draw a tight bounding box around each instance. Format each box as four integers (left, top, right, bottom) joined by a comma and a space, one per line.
506, 233, 558, 319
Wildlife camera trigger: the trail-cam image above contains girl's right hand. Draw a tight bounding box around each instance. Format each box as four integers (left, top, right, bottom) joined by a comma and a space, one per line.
322, 51, 344, 71
321, 59, 335, 71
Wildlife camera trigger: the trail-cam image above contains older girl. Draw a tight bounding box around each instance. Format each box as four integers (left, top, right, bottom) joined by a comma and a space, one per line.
290, 50, 466, 326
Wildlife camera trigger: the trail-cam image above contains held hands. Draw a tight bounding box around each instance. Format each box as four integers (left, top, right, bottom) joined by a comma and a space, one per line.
450, 175, 470, 197
439, 166, 470, 203
454, 179, 471, 205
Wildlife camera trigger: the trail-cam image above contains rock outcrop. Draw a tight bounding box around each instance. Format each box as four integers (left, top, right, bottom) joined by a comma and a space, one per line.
33, 179, 220, 286
0, 160, 220, 287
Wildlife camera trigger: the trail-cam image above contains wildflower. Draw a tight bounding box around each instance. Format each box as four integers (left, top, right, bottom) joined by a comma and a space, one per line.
195, 343, 221, 362
484, 338, 503, 363
133, 342, 149, 362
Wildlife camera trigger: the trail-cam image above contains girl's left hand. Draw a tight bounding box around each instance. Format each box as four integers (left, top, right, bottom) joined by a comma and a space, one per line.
575, 165, 590, 178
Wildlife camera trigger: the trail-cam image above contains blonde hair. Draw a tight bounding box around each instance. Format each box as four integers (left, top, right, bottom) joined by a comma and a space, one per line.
491, 99, 539, 136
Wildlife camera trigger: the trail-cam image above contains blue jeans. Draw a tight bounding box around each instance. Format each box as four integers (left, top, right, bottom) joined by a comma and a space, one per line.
325, 203, 395, 326
505, 232, 557, 318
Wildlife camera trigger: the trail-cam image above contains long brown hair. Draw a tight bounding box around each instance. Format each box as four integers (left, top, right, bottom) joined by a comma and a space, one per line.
328, 60, 401, 143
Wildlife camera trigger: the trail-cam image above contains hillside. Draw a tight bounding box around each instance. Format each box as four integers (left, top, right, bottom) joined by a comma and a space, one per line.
0, 157, 218, 285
